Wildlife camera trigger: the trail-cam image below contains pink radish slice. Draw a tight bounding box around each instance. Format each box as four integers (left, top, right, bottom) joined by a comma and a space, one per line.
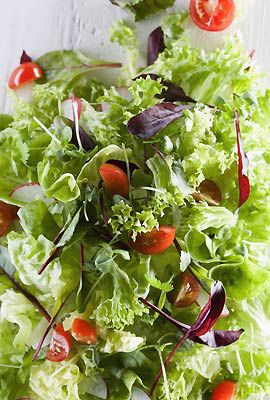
61, 96, 82, 121
84, 376, 108, 399
10, 183, 45, 203
132, 387, 150, 400
13, 81, 35, 104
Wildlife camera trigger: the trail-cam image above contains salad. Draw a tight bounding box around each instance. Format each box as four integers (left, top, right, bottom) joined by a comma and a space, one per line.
0, 1, 270, 399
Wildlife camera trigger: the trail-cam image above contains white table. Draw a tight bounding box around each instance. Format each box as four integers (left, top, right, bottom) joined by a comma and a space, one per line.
0, 0, 269, 112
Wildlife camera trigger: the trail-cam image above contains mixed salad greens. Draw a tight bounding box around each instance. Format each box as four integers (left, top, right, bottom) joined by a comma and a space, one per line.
1, 1, 270, 399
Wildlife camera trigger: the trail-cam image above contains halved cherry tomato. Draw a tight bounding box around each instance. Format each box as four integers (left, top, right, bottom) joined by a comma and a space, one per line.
46, 323, 72, 362
190, 0, 235, 32
99, 163, 129, 197
169, 273, 200, 308
192, 179, 222, 206
0, 202, 15, 237
8, 62, 43, 89
72, 318, 97, 344
211, 380, 237, 400
129, 225, 176, 255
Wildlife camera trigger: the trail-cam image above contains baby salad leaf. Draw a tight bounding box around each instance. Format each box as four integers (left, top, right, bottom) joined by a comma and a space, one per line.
127, 102, 191, 139
109, 0, 176, 21
148, 27, 165, 66
36, 49, 122, 83
235, 110, 250, 208
20, 50, 32, 64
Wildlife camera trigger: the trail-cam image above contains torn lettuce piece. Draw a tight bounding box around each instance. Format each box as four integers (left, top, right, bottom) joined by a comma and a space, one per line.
100, 328, 144, 353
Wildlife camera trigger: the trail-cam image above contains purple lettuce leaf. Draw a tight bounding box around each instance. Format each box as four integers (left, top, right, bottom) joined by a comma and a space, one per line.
127, 102, 191, 139
147, 27, 165, 66
20, 50, 32, 64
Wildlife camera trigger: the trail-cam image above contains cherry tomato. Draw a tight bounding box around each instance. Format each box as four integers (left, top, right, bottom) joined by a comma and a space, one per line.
211, 380, 237, 400
8, 62, 43, 89
192, 179, 222, 206
46, 323, 72, 362
169, 273, 200, 308
72, 318, 97, 344
0, 202, 15, 237
190, 0, 235, 32
129, 225, 176, 255
99, 163, 129, 197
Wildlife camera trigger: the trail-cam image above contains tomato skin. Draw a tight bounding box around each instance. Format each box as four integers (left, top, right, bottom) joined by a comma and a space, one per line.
0, 202, 15, 237
8, 62, 43, 89
129, 225, 176, 255
211, 380, 237, 400
190, 0, 235, 32
99, 163, 129, 197
169, 273, 200, 308
46, 323, 72, 363
72, 318, 97, 344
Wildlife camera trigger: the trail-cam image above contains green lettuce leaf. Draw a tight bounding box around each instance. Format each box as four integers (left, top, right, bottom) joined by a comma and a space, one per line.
110, 0, 176, 21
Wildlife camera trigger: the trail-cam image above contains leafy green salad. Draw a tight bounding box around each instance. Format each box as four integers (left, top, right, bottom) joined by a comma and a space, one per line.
1, 4, 270, 400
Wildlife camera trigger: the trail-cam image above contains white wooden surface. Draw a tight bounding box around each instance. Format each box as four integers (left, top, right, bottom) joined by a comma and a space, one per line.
0, 0, 269, 112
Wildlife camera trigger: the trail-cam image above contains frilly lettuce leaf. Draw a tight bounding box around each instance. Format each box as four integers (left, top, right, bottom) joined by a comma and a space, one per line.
7, 232, 79, 303
29, 360, 81, 400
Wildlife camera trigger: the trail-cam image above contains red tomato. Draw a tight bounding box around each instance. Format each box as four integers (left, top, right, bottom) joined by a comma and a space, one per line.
170, 273, 200, 308
211, 380, 237, 400
8, 62, 43, 89
0, 202, 15, 237
46, 323, 72, 362
129, 225, 176, 255
99, 163, 129, 197
72, 318, 97, 344
190, 0, 235, 32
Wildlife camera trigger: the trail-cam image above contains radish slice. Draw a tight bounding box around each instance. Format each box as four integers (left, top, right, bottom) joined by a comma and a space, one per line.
132, 387, 150, 400
10, 183, 45, 203
13, 81, 35, 104
61, 96, 82, 121
82, 376, 108, 399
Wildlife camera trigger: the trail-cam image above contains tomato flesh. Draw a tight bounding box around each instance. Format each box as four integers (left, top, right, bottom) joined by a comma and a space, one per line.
8, 62, 43, 89
99, 163, 129, 197
129, 225, 176, 255
72, 318, 97, 344
211, 380, 237, 400
190, 0, 235, 32
170, 273, 200, 308
192, 179, 222, 206
46, 323, 72, 362
0, 202, 15, 237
